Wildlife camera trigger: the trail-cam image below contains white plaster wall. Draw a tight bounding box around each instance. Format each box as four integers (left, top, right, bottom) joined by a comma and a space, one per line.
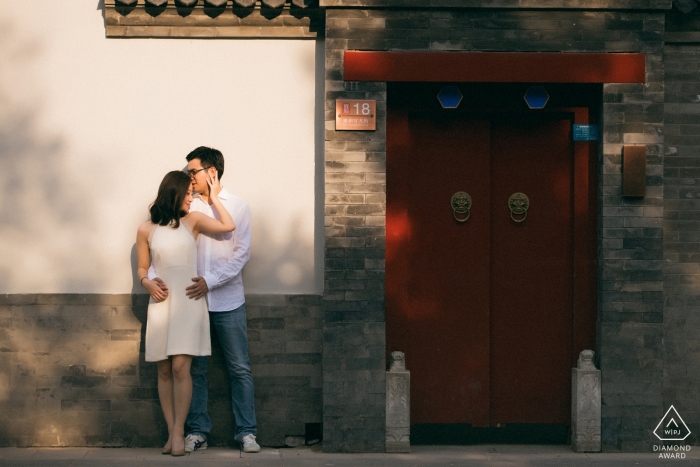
0, 1, 322, 294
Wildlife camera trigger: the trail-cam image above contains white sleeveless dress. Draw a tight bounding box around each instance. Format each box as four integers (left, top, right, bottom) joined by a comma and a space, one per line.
145, 222, 211, 362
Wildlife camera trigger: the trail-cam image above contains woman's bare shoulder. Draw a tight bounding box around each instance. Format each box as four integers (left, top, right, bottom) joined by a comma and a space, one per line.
181, 213, 198, 231
182, 212, 206, 226
137, 221, 157, 238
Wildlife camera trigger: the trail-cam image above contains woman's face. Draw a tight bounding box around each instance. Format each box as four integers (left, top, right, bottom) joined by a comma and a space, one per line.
181, 185, 193, 212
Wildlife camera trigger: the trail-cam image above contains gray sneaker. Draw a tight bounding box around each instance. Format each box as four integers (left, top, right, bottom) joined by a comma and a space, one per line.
240, 434, 260, 453
184, 433, 207, 452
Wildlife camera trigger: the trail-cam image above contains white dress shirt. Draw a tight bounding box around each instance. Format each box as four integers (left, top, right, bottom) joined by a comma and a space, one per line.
149, 187, 251, 312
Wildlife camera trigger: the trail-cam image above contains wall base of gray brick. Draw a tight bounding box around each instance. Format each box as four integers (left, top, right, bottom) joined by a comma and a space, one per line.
0, 293, 322, 448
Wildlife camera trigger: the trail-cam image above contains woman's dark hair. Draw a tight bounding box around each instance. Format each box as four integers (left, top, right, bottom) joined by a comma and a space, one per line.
149, 171, 191, 228
186, 146, 224, 179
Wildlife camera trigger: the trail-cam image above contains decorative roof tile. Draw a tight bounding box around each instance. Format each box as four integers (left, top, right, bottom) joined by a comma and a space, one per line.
105, 0, 322, 37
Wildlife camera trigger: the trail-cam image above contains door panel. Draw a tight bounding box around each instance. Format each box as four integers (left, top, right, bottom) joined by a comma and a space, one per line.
387, 110, 578, 430
489, 118, 573, 424
386, 112, 492, 425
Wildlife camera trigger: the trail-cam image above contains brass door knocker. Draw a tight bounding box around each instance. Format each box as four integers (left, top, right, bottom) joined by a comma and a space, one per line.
508, 192, 529, 223
451, 191, 472, 222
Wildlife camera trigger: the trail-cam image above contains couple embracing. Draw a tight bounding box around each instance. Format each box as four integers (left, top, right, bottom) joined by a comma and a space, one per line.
136, 147, 260, 456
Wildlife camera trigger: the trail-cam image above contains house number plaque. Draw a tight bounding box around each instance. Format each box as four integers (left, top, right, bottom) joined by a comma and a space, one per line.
336, 99, 376, 131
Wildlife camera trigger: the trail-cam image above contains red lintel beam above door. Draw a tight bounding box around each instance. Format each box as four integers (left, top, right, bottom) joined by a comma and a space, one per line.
343, 51, 645, 83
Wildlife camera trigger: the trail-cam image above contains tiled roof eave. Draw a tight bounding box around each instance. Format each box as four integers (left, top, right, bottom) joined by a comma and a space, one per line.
104, 0, 323, 38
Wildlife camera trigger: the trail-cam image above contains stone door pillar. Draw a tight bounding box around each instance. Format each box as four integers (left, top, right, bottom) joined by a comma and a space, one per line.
386, 351, 410, 453
571, 350, 601, 452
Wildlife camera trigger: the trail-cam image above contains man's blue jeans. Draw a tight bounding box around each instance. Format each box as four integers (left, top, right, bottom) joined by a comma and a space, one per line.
186, 303, 257, 442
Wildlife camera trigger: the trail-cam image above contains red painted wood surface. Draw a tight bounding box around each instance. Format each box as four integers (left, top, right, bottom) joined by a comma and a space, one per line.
386, 103, 594, 427
488, 117, 573, 424
566, 108, 598, 371
386, 111, 492, 426
344, 51, 646, 83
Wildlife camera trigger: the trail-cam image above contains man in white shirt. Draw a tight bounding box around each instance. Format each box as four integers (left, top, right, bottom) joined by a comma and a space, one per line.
152, 146, 260, 453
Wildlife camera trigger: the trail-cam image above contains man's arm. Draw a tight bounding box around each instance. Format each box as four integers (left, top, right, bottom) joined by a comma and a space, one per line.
186, 201, 251, 300
205, 201, 251, 289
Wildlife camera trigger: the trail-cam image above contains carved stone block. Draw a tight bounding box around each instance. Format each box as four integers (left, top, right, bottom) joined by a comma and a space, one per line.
571, 350, 601, 452
386, 351, 410, 453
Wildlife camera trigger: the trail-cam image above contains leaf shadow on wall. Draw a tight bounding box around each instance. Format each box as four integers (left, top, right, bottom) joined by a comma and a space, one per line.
244, 215, 316, 294
0, 22, 107, 293
130, 214, 317, 295
132, 216, 318, 294
0, 17, 137, 448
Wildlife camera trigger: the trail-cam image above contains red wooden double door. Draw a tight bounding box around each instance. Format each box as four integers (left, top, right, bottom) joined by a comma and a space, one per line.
386, 106, 596, 430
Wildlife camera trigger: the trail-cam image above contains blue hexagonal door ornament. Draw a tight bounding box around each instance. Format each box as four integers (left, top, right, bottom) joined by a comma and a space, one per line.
437, 86, 463, 109
523, 86, 549, 109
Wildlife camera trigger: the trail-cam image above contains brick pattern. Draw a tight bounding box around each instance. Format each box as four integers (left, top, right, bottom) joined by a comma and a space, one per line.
0, 294, 321, 447
321, 0, 671, 7
324, 24, 387, 450
598, 32, 666, 452
666, 8, 700, 43
244, 294, 323, 447
324, 7, 665, 452
663, 43, 700, 446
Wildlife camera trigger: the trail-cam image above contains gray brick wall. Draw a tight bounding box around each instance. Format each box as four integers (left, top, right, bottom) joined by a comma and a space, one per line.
324, 6, 665, 452
324, 32, 387, 452
321, 0, 671, 8
663, 43, 700, 446
0, 294, 322, 447
245, 294, 323, 447
599, 42, 665, 450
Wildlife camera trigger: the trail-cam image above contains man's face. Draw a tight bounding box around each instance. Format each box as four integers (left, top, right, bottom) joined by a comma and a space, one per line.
187, 158, 215, 194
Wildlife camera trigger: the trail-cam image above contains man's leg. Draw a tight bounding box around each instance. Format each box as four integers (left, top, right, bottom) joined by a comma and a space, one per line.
209, 304, 257, 442
185, 355, 212, 450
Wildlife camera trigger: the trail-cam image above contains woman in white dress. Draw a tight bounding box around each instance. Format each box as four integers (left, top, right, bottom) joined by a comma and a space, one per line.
135, 170, 235, 456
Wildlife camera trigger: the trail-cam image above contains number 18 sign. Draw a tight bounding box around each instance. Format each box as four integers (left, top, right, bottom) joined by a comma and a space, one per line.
335, 99, 376, 131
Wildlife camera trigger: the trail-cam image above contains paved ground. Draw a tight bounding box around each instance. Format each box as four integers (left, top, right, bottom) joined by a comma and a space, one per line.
0, 445, 698, 467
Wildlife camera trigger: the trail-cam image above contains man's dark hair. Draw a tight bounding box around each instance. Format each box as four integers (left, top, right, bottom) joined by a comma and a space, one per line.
149, 171, 191, 228
186, 146, 225, 179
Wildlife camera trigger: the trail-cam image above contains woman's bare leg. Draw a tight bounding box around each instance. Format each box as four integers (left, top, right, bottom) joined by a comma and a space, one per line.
156, 359, 174, 453
170, 354, 193, 456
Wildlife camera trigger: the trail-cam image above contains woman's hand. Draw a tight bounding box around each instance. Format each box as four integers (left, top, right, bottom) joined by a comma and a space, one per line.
206, 169, 222, 199
143, 277, 169, 302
